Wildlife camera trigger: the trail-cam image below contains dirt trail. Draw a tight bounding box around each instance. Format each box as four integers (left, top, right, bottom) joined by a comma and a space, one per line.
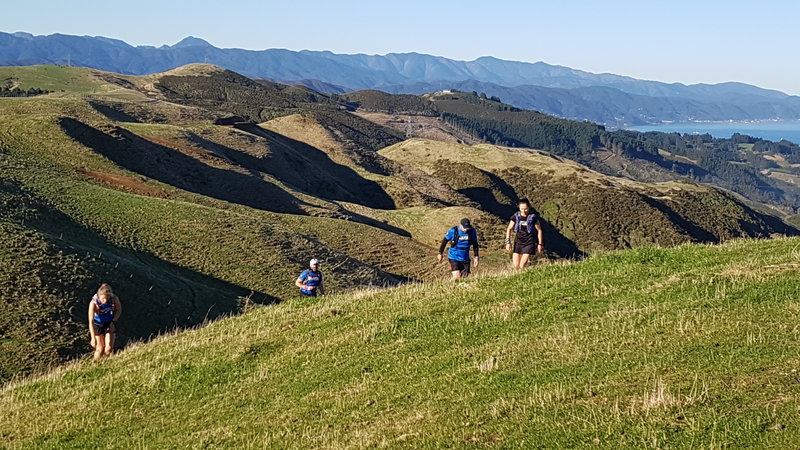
76, 168, 169, 198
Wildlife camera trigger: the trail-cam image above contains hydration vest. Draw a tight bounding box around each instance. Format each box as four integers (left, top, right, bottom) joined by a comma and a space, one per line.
513, 212, 537, 232
450, 226, 476, 249
93, 295, 114, 325
301, 269, 322, 287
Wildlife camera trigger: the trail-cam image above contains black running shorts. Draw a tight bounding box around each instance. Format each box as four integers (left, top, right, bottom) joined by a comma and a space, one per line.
449, 258, 471, 276
92, 322, 113, 335
513, 240, 536, 255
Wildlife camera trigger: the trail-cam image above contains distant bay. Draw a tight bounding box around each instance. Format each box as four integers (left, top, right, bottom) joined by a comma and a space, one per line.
627, 121, 800, 144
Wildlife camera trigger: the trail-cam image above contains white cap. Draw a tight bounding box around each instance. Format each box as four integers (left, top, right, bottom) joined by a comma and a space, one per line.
310, 258, 319, 266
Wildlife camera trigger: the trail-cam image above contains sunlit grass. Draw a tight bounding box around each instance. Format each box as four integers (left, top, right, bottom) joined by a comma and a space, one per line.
3, 238, 800, 447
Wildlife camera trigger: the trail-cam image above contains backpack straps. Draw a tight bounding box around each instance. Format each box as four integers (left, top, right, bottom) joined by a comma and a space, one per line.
514, 212, 537, 232
450, 226, 459, 246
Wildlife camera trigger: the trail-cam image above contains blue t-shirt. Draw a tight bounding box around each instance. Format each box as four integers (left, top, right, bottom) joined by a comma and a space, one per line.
444, 227, 477, 262
298, 269, 323, 295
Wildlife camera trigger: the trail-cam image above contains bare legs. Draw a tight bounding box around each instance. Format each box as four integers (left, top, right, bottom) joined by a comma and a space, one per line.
511, 253, 532, 269
93, 332, 115, 360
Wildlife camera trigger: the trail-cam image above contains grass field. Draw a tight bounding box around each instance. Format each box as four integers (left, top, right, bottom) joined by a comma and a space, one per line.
0, 66, 100, 94
2, 62, 799, 425
0, 93, 440, 381
2, 237, 800, 448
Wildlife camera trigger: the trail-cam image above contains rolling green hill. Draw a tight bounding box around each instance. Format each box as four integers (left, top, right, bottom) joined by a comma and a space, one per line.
346, 89, 800, 211
0, 64, 797, 384
381, 139, 797, 255
0, 78, 440, 381
3, 237, 800, 447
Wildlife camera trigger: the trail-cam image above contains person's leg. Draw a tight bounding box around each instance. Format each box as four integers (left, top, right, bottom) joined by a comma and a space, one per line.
512, 253, 522, 269
449, 259, 462, 280
460, 260, 471, 278
519, 253, 531, 268
103, 331, 114, 357
93, 330, 105, 361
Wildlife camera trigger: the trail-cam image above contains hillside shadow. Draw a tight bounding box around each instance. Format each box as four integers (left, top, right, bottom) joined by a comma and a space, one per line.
59, 118, 307, 215
642, 192, 799, 243
88, 101, 141, 123
309, 110, 401, 177
447, 167, 583, 258
188, 124, 395, 209
737, 212, 800, 237
538, 217, 585, 259
459, 169, 521, 218
735, 201, 799, 237
226, 123, 396, 209
179, 132, 410, 236
640, 195, 717, 242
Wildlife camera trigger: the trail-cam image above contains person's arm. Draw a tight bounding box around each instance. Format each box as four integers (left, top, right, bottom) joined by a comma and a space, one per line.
472, 230, 480, 267
437, 237, 449, 262
438, 229, 453, 262
535, 221, 544, 253
88, 301, 97, 344
111, 296, 122, 332
295, 273, 305, 290
505, 220, 515, 252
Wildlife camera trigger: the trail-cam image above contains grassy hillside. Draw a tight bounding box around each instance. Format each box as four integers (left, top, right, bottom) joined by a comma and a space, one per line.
348, 89, 800, 210
1, 63, 796, 385
0, 176, 256, 382
3, 237, 800, 447
0, 82, 439, 381
140, 63, 345, 122
0, 66, 108, 94
260, 114, 471, 208
381, 139, 797, 255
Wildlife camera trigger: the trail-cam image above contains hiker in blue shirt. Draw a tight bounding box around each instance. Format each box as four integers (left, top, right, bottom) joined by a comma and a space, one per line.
505, 198, 544, 268
296, 259, 324, 297
437, 218, 480, 280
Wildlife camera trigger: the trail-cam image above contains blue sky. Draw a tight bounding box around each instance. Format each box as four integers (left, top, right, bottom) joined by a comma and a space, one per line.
2, 0, 798, 94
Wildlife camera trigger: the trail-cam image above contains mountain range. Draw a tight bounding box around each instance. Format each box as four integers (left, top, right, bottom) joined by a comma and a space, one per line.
3, 31, 800, 126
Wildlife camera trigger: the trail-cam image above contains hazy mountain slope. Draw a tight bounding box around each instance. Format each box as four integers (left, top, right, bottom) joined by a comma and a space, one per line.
3, 32, 800, 125
381, 80, 800, 126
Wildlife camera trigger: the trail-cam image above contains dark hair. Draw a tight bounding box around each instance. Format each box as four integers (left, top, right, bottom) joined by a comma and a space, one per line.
518, 198, 531, 206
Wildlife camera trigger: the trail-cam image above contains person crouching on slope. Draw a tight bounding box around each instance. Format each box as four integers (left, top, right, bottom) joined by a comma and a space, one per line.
88, 283, 122, 360
437, 218, 480, 280
505, 198, 544, 269
296, 259, 324, 297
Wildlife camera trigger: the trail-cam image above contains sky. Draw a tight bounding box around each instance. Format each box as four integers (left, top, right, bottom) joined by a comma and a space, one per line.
2, 0, 798, 94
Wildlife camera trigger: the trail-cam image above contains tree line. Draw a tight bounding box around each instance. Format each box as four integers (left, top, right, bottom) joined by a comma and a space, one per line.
0, 86, 51, 97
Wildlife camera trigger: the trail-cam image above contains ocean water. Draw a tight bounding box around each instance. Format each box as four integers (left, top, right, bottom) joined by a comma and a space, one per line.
627, 121, 800, 145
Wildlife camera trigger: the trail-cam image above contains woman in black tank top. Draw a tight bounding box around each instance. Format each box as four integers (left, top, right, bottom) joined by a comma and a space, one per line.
504, 198, 544, 269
